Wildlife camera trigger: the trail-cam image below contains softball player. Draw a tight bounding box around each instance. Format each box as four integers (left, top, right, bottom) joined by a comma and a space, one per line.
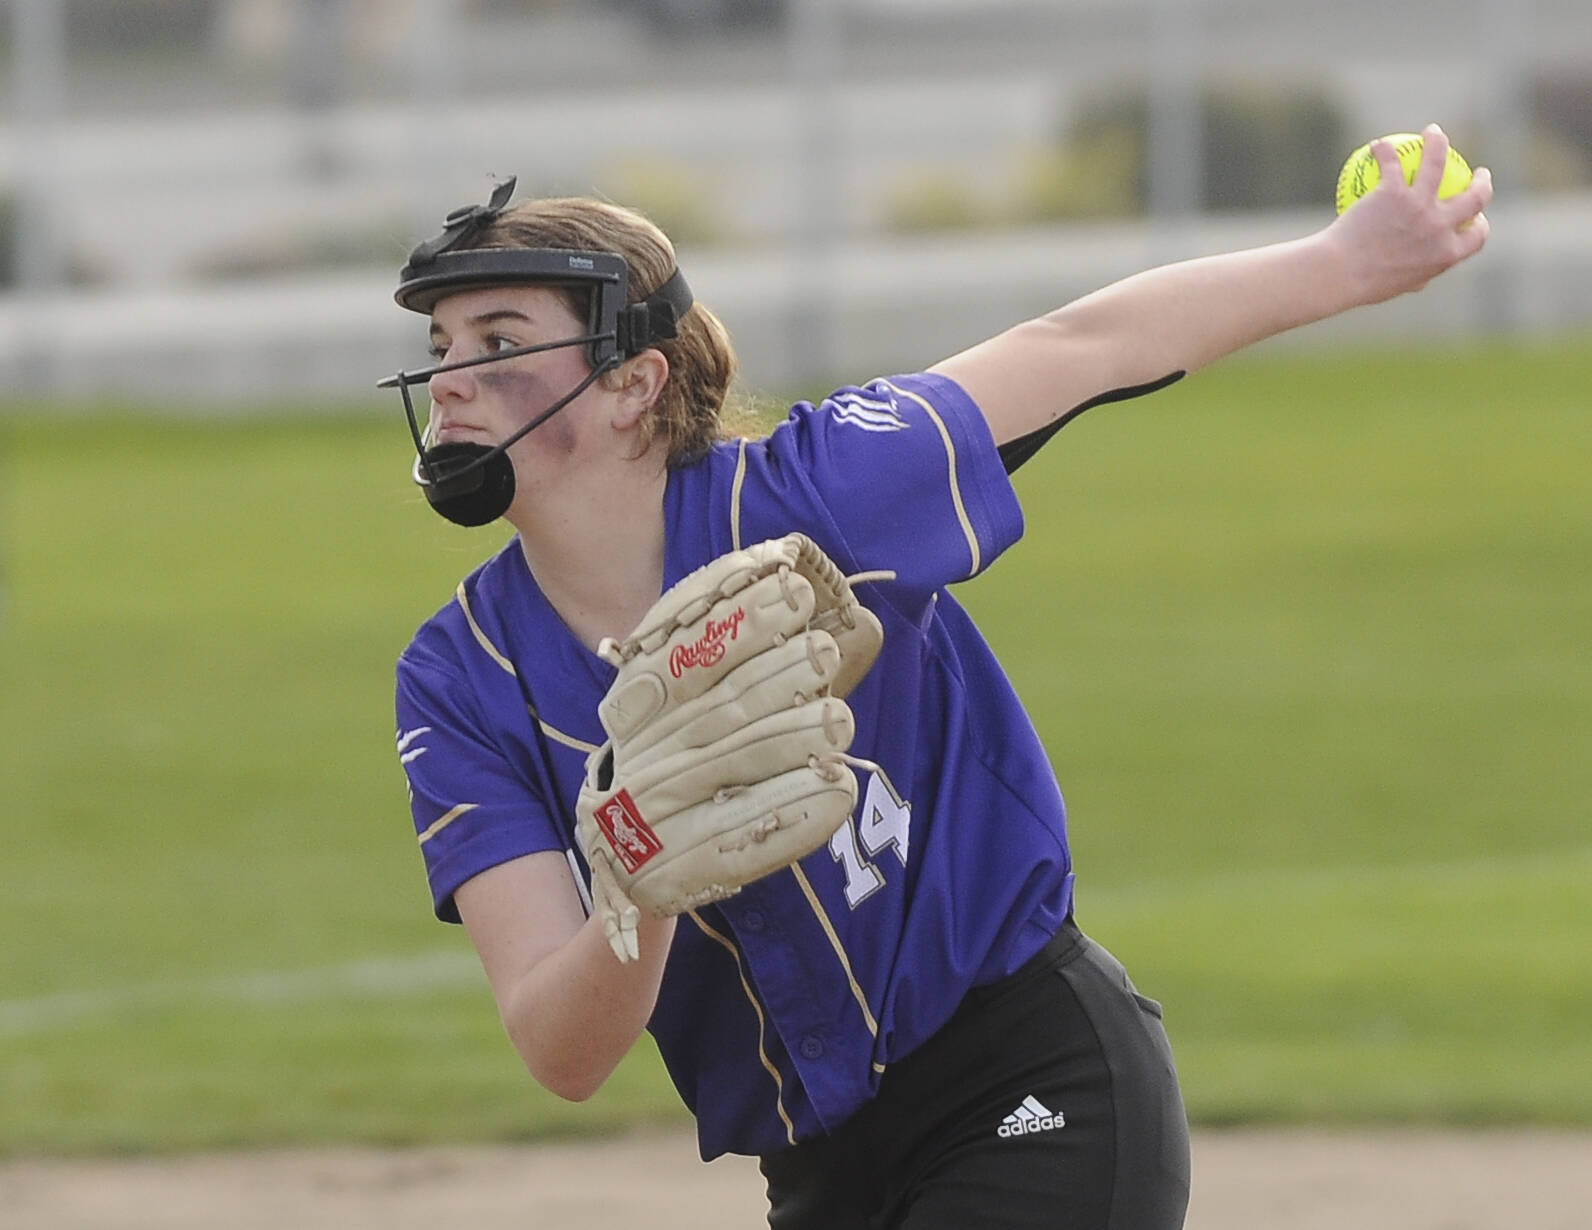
389, 127, 1491, 1229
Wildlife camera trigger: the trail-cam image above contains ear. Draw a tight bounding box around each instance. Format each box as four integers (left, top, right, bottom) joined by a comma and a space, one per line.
604, 349, 670, 430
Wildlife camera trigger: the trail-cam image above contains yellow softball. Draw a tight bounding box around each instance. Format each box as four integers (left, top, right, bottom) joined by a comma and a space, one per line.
1335, 133, 1473, 215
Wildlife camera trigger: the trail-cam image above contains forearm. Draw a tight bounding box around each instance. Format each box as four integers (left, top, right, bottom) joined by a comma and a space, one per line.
1045, 230, 1361, 388
456, 855, 680, 1103
500, 909, 678, 1101
934, 230, 1365, 444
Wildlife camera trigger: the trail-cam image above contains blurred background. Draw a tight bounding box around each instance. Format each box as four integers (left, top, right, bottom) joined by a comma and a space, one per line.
1, 0, 1589, 1183
2, 0, 1591, 402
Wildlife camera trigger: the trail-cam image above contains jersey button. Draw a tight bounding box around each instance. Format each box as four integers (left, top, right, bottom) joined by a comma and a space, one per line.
799, 1036, 824, 1060
742, 910, 766, 933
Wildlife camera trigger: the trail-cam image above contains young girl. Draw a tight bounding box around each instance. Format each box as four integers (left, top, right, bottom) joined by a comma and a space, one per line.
389, 127, 1490, 1229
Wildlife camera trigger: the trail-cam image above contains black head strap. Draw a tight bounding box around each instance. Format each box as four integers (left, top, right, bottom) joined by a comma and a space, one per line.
393, 181, 694, 366
616, 267, 693, 357
405, 176, 517, 268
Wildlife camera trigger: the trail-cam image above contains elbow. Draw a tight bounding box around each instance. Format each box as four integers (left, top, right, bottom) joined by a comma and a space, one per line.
526, 1051, 612, 1103
508, 1014, 623, 1102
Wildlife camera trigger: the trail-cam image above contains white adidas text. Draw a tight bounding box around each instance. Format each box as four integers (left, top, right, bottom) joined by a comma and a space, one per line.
997, 1094, 1065, 1138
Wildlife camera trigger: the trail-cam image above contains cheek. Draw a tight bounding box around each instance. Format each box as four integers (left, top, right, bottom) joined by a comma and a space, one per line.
538, 415, 580, 457
481, 366, 582, 456
478, 365, 550, 404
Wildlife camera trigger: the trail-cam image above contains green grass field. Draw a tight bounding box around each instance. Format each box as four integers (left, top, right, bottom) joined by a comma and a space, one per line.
2, 339, 1589, 1155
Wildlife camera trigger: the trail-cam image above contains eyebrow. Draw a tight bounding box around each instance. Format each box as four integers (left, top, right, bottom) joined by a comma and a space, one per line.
429, 308, 535, 339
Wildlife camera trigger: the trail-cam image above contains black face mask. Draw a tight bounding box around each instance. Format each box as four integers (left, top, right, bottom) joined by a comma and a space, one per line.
411, 442, 517, 529
382, 334, 619, 527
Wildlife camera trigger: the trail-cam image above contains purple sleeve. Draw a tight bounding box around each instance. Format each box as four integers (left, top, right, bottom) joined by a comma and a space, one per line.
395, 644, 564, 923
763, 372, 1024, 593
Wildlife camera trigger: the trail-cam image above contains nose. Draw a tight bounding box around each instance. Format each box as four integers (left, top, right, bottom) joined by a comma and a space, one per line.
427, 346, 476, 403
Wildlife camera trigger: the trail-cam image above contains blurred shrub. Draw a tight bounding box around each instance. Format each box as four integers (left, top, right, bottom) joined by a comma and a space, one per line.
0, 195, 15, 287
65, 0, 221, 53
1015, 83, 1350, 221
1010, 126, 1145, 223
473, 0, 568, 13
1523, 132, 1592, 192
1530, 74, 1592, 188
602, 0, 788, 37
189, 220, 411, 281
1200, 87, 1348, 210
594, 158, 734, 248
0, 191, 109, 289
881, 168, 1000, 234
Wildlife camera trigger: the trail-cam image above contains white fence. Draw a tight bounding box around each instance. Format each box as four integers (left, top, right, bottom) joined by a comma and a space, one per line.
3, 0, 1589, 404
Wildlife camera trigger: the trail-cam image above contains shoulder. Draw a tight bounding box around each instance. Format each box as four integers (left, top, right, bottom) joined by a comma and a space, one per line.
398, 538, 527, 678
680, 373, 1018, 585
723, 372, 998, 494
768, 373, 1001, 490
774, 372, 987, 440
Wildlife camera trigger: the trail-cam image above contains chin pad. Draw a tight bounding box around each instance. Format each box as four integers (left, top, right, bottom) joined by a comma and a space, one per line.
418, 442, 517, 527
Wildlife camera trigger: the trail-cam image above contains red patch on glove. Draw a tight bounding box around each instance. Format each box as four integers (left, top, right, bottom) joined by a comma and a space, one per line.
593, 789, 663, 874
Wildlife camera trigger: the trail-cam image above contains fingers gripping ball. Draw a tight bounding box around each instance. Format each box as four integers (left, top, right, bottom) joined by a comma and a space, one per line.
1336, 132, 1473, 215
576, 534, 886, 962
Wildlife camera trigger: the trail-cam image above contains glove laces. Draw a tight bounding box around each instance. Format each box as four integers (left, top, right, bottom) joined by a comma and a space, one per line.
810, 749, 886, 785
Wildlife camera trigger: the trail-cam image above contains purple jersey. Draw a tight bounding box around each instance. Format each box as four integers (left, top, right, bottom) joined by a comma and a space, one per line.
396, 373, 1075, 1159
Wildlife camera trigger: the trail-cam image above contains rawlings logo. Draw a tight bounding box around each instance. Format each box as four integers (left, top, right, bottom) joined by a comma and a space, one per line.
668, 607, 746, 677
593, 789, 662, 874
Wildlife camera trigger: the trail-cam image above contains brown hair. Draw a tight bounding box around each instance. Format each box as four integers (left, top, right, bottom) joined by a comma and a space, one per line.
460, 196, 742, 465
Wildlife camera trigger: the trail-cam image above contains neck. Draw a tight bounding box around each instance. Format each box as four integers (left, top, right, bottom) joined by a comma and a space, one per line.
508, 449, 671, 652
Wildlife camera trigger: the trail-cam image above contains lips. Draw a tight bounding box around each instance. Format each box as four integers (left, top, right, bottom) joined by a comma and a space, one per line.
433, 420, 487, 442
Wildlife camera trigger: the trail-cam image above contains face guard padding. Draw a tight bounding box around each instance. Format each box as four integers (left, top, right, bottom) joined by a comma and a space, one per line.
378, 177, 693, 527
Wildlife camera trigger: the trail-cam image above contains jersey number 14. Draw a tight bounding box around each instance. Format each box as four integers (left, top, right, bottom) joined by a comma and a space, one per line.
828, 773, 911, 908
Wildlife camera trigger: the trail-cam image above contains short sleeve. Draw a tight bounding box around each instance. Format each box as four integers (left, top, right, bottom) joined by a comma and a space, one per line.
763, 372, 1024, 593
395, 641, 564, 923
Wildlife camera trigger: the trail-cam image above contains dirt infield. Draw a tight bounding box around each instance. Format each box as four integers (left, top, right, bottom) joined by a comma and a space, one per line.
4, 1127, 1589, 1229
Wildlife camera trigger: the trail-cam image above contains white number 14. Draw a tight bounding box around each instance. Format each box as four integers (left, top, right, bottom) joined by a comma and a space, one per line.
828, 772, 911, 908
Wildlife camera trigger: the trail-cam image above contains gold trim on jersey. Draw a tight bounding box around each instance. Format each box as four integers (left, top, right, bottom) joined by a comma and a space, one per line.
878, 380, 981, 576
537, 722, 599, 755
686, 910, 798, 1147
417, 802, 479, 846
455, 582, 516, 675
790, 864, 887, 1074
730, 437, 749, 551
455, 581, 600, 754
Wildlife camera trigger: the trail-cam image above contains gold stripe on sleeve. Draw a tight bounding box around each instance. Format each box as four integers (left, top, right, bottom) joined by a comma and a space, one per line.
455, 583, 517, 676
686, 910, 797, 1147
730, 437, 749, 551
417, 802, 479, 846
879, 380, 981, 577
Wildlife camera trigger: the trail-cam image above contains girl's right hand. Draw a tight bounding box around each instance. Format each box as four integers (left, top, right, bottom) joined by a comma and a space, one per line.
1326, 123, 1494, 309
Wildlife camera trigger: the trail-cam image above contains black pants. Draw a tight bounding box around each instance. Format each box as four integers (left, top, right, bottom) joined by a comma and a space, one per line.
759, 920, 1190, 1229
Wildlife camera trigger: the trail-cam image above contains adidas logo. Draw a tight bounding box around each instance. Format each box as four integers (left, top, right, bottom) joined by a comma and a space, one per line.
996, 1094, 1065, 1138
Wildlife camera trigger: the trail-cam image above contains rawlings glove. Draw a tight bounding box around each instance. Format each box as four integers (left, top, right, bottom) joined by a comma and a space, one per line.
576, 533, 885, 962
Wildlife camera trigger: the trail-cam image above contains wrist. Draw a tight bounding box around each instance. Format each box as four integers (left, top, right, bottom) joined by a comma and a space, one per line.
1301, 226, 1379, 318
